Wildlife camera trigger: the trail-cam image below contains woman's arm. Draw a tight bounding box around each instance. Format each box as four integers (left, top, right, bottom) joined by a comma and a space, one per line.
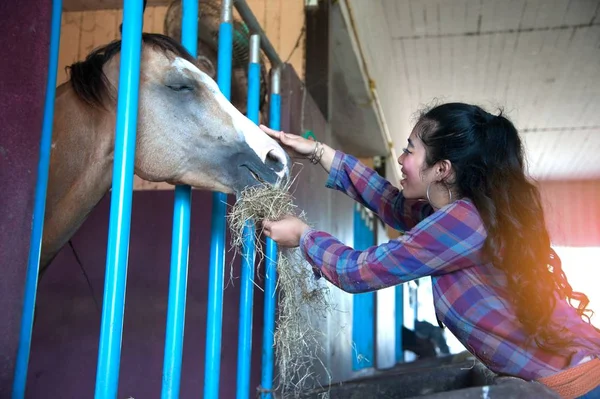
300, 200, 484, 293
259, 125, 431, 230
326, 150, 433, 232
315, 142, 336, 174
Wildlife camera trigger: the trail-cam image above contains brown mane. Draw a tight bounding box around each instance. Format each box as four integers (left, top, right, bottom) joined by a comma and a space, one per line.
66, 33, 198, 109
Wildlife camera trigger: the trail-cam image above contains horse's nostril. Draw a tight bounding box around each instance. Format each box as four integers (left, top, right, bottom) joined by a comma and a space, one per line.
265, 149, 284, 172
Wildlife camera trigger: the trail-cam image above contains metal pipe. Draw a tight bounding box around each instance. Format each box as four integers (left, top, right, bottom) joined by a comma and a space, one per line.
260, 67, 281, 399
93, 1, 144, 397
351, 206, 374, 371
233, 0, 283, 67
221, 0, 233, 23
270, 67, 281, 95
204, 0, 233, 397
11, 1, 62, 397
395, 285, 404, 363
160, 0, 197, 397
235, 223, 256, 398
249, 34, 261, 65
235, 33, 261, 399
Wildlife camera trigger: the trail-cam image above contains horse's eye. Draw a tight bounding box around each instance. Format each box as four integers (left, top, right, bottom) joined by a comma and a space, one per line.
167, 85, 194, 92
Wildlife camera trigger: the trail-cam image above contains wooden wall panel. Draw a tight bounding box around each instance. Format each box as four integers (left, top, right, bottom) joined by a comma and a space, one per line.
278, 0, 305, 74
58, 12, 83, 85
57, 7, 167, 86
540, 180, 600, 247
56, 3, 305, 190
57, 3, 305, 85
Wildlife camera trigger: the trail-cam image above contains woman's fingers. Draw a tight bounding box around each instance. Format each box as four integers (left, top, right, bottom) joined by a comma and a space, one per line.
260, 125, 296, 143
260, 124, 319, 159
260, 125, 296, 148
259, 124, 284, 139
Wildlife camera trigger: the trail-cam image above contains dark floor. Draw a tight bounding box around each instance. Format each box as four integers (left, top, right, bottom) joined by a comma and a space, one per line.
298, 354, 560, 399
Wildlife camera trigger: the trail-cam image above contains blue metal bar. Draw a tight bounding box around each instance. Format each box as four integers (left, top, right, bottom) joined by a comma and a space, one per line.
395, 285, 404, 363
11, 1, 62, 397
160, 0, 197, 397
94, 1, 143, 397
236, 222, 256, 398
235, 34, 261, 399
352, 206, 374, 370
260, 67, 281, 399
204, 1, 232, 397
161, 186, 191, 398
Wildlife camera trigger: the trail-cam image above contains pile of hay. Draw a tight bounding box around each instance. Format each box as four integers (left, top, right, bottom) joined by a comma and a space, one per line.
227, 178, 333, 398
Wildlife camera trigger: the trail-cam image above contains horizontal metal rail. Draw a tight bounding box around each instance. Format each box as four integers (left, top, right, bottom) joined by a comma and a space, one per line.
233, 0, 283, 67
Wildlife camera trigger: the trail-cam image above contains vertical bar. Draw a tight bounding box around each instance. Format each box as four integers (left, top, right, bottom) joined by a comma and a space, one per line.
204, 1, 232, 397
160, 3, 198, 397
236, 34, 261, 399
395, 285, 404, 363
235, 225, 256, 397
352, 206, 374, 370
94, 1, 143, 397
260, 67, 281, 399
11, 1, 62, 398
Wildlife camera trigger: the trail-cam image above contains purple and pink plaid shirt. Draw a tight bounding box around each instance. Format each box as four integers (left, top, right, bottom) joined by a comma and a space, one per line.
300, 151, 600, 381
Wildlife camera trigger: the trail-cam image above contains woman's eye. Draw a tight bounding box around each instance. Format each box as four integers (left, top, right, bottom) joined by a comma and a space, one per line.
402, 148, 411, 155
167, 85, 194, 92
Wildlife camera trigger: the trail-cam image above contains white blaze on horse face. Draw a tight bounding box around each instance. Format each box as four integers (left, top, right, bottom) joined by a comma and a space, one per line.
171, 57, 289, 180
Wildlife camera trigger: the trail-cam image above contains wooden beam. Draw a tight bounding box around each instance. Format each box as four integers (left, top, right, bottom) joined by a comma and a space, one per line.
63, 0, 170, 12
304, 0, 329, 118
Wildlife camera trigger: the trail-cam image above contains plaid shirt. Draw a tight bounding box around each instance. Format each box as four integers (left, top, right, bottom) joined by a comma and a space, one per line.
300, 151, 600, 381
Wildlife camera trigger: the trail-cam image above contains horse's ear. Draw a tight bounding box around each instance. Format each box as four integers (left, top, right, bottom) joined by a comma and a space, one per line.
197, 56, 216, 80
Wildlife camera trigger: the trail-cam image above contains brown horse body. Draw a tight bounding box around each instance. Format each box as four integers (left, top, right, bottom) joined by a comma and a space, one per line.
41, 33, 289, 272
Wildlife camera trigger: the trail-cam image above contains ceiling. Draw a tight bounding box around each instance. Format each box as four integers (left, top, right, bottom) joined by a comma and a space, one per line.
336, 0, 600, 181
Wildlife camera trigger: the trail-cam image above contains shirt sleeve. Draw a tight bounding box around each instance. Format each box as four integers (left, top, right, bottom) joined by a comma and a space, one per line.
326, 150, 433, 232
299, 201, 485, 293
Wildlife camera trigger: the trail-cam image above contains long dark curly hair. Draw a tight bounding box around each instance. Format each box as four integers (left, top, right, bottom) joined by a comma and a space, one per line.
415, 102, 596, 350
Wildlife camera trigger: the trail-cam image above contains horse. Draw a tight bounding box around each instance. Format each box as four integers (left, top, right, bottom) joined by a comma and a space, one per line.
40, 33, 290, 276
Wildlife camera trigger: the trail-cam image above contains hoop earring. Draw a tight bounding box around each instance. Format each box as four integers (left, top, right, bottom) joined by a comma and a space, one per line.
426, 182, 452, 209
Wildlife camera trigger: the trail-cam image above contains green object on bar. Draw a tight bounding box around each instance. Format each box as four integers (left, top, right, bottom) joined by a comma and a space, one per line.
302, 130, 316, 140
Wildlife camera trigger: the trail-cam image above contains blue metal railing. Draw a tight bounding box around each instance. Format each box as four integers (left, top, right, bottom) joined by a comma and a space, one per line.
204, 1, 233, 397
352, 205, 375, 371
15, 0, 287, 397
395, 285, 404, 363
12, 1, 62, 398
235, 34, 261, 398
160, 0, 198, 397
93, 1, 144, 397
260, 67, 281, 399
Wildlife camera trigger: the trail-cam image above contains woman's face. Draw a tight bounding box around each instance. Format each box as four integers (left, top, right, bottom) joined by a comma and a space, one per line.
397, 129, 435, 199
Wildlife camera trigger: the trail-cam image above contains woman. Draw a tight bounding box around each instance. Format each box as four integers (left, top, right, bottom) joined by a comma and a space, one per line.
259, 103, 600, 399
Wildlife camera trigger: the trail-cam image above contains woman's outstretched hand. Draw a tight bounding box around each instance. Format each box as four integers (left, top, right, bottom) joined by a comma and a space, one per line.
261, 215, 310, 248
259, 124, 337, 173
259, 125, 317, 160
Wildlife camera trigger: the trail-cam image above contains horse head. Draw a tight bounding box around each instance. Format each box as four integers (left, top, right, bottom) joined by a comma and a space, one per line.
69, 33, 290, 195
40, 34, 291, 272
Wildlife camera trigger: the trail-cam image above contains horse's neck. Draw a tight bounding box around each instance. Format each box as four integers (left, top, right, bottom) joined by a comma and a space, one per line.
41, 85, 116, 269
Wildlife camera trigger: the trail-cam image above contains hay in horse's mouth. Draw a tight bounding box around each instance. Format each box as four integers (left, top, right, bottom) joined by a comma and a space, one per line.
249, 169, 265, 185
226, 172, 333, 397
